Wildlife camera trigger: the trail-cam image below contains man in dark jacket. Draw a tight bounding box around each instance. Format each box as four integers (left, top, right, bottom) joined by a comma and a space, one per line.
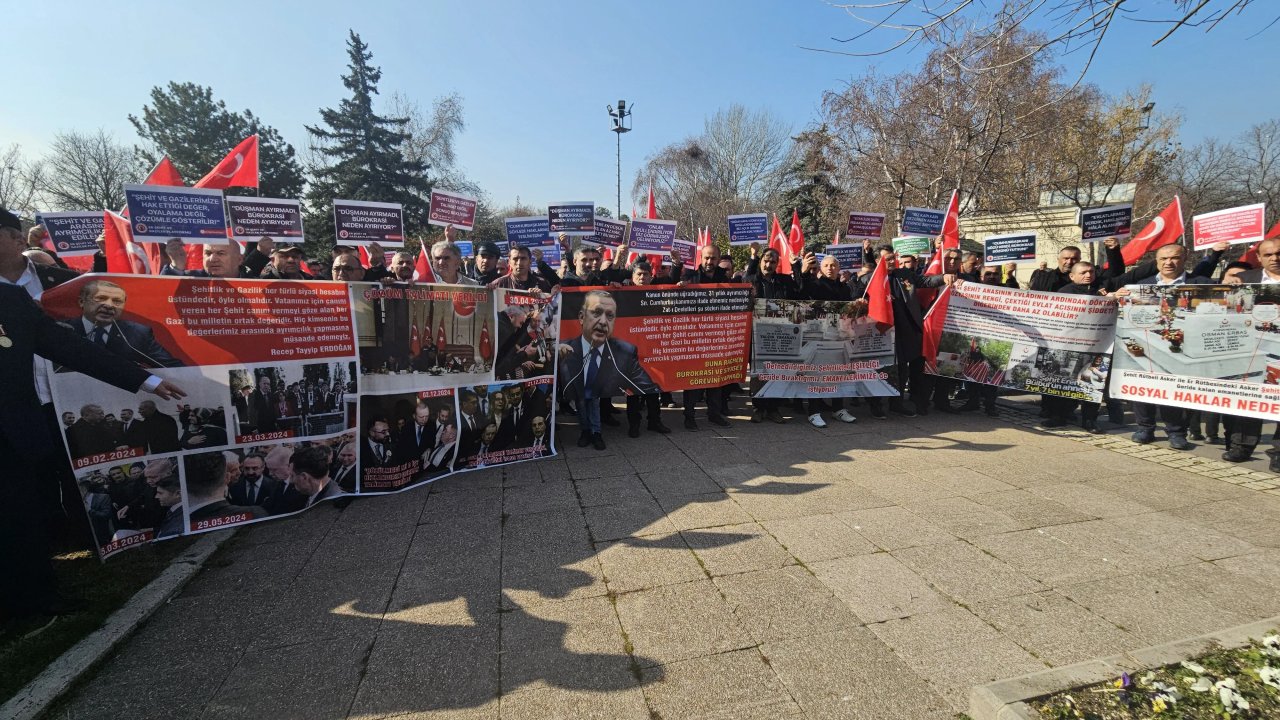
679, 244, 734, 430
0, 283, 184, 625
1222, 239, 1280, 468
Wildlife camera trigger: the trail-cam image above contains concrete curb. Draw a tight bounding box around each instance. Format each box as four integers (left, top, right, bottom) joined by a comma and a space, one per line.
0, 529, 235, 720
968, 614, 1280, 720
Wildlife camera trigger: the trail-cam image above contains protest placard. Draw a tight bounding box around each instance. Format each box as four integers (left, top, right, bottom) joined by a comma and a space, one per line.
727, 213, 769, 246
225, 196, 305, 243
628, 218, 678, 253
559, 285, 752, 392
900, 207, 945, 237
1110, 284, 1280, 421
428, 188, 479, 231
924, 283, 1117, 402
334, 199, 405, 247
548, 202, 595, 235
891, 236, 932, 256
846, 212, 885, 242
37, 211, 104, 256
1192, 203, 1266, 250
1080, 204, 1133, 241
591, 217, 628, 247
44, 275, 561, 559
824, 244, 863, 270
751, 299, 896, 398
983, 232, 1037, 264
124, 184, 228, 243
672, 237, 697, 267
505, 216, 550, 249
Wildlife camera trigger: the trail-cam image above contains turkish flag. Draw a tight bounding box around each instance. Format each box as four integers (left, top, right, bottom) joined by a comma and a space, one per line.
135, 156, 188, 274
479, 320, 492, 361
646, 184, 657, 220
102, 211, 149, 274
769, 214, 792, 275
195, 135, 259, 189
436, 322, 447, 353
921, 285, 953, 371
831, 229, 841, 246
788, 209, 804, 256
940, 190, 960, 250
145, 156, 185, 187
410, 323, 421, 356
1122, 197, 1183, 265
864, 258, 894, 329
414, 244, 436, 282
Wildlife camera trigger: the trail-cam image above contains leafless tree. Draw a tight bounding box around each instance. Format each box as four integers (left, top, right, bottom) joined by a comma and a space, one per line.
38, 129, 137, 211
0, 144, 44, 216
388, 91, 468, 190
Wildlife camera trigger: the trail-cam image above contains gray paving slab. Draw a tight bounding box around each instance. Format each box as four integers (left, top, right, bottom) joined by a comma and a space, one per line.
41, 405, 1280, 720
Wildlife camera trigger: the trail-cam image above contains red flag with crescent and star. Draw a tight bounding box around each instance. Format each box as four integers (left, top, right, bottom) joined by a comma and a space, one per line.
865, 258, 894, 331
479, 319, 492, 361
436, 321, 447, 353
410, 323, 421, 356
940, 190, 960, 250
1121, 197, 1183, 265
195, 135, 259, 190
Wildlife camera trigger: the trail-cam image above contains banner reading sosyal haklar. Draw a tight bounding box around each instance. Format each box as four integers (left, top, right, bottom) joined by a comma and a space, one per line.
37, 211, 104, 256
334, 199, 405, 247
923, 282, 1117, 403
751, 299, 896, 399
124, 184, 229, 243
428, 188, 479, 231
42, 274, 360, 558
1110, 284, 1280, 422
559, 285, 752, 393
225, 196, 305, 243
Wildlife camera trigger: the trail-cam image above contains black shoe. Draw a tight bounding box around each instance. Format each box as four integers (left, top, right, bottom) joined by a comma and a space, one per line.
709, 415, 730, 427
591, 433, 607, 451
889, 400, 916, 418
765, 409, 787, 424
1207, 436, 1222, 445
1270, 456, 1280, 474
915, 404, 930, 416
1189, 433, 1206, 442
1222, 449, 1253, 463
1131, 428, 1155, 444
628, 424, 640, 438
1168, 435, 1191, 451
870, 405, 887, 419
684, 418, 699, 431
751, 409, 764, 423
1082, 419, 1100, 434
719, 404, 731, 417
602, 414, 620, 427
577, 431, 592, 448
648, 422, 671, 434
985, 407, 1000, 417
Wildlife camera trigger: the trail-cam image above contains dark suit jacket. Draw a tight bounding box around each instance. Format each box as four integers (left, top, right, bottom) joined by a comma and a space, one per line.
1135, 273, 1215, 285
361, 437, 392, 470
228, 476, 283, 508
139, 411, 181, 453
393, 421, 433, 465
331, 463, 358, 493
456, 412, 484, 459
247, 389, 278, 432
0, 285, 150, 463
66, 419, 121, 457
156, 507, 185, 538
558, 337, 658, 402
62, 318, 183, 368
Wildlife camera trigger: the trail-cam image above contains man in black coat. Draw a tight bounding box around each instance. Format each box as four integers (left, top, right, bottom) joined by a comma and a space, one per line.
135, 400, 181, 453
679, 244, 736, 429
0, 282, 184, 624
61, 279, 183, 368
183, 452, 267, 530
1222, 238, 1280, 469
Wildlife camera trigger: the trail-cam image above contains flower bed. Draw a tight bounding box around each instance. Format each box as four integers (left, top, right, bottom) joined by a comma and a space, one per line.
1031, 634, 1280, 718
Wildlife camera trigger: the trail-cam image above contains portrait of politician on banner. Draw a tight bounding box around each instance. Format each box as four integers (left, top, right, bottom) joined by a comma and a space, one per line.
352, 283, 495, 393
53, 278, 186, 369
358, 389, 458, 492
456, 378, 556, 469
494, 289, 559, 382
559, 285, 752, 393
1111, 284, 1280, 421
228, 361, 356, 443
751, 299, 898, 398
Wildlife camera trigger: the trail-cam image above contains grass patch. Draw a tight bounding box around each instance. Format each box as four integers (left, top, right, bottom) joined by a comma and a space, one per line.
0, 539, 192, 704
1031, 634, 1280, 718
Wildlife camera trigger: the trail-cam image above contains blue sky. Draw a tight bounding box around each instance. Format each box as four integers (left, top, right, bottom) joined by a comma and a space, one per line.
4, 0, 1277, 214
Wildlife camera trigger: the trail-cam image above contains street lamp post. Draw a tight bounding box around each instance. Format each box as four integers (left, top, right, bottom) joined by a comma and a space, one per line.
608, 100, 632, 218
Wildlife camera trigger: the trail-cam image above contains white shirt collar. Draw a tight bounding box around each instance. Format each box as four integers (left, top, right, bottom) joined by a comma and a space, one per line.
0, 259, 42, 299
1155, 273, 1186, 286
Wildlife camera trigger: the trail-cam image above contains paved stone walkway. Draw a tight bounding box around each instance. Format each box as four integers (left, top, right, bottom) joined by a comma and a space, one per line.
51, 402, 1280, 719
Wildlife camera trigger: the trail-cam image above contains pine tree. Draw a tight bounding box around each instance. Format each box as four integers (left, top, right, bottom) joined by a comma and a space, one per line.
304, 31, 431, 253
130, 82, 304, 198
778, 126, 844, 252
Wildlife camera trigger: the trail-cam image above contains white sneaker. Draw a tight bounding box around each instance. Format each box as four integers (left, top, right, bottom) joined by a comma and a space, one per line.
808, 413, 827, 428
834, 409, 858, 423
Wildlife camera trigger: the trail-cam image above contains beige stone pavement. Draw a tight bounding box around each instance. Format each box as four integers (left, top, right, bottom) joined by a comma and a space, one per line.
49, 402, 1280, 720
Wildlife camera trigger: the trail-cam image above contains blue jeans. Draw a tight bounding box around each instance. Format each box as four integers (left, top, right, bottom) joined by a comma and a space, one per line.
580, 393, 602, 435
